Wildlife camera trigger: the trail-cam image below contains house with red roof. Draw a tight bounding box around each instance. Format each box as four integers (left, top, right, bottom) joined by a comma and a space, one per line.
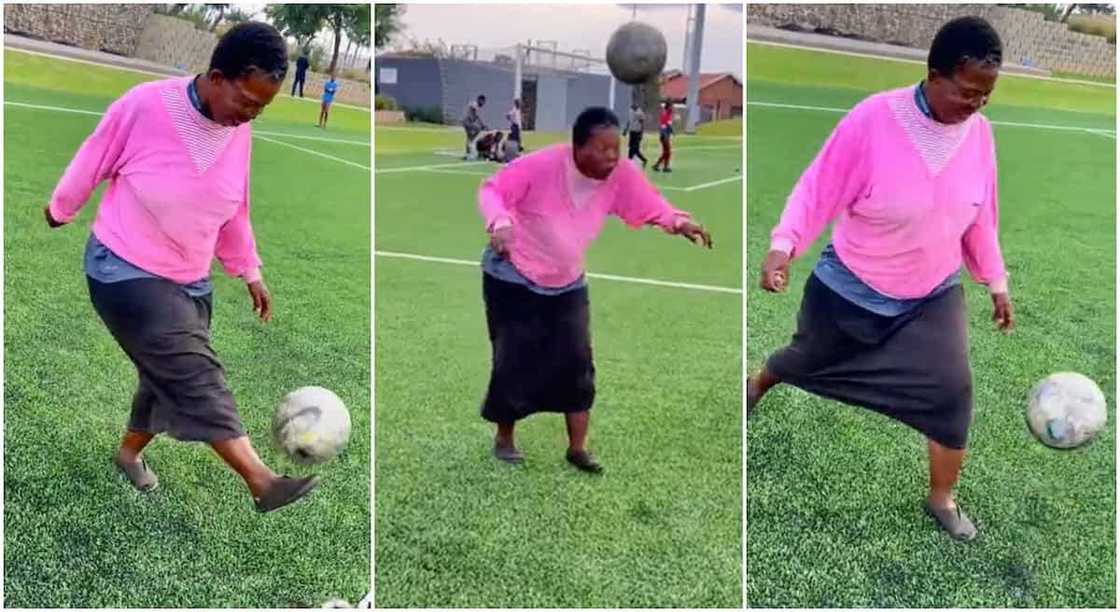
659, 70, 743, 122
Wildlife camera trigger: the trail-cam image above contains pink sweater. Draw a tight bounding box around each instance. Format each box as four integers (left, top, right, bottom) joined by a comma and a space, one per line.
49, 77, 262, 284
771, 87, 1008, 298
479, 144, 688, 288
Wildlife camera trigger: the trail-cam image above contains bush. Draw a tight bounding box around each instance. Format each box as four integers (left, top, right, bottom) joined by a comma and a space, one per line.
342, 67, 371, 83
1068, 14, 1117, 43
404, 105, 444, 124
375, 95, 398, 111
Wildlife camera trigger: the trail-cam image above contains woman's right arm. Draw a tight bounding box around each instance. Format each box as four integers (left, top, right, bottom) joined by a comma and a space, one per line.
47, 96, 133, 227
478, 155, 533, 232
769, 103, 871, 259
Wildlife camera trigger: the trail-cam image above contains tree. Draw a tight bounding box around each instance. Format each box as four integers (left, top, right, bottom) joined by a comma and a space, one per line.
375, 5, 405, 49
265, 4, 330, 50
265, 4, 366, 74
205, 4, 229, 32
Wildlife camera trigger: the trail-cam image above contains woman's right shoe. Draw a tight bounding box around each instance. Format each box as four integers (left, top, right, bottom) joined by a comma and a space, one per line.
493, 444, 524, 464
254, 475, 320, 513
925, 500, 978, 541
565, 449, 603, 474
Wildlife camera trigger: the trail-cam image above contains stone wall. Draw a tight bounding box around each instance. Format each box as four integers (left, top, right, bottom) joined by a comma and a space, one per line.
287, 70, 371, 107
3, 4, 152, 56
134, 13, 216, 73
746, 4, 1115, 78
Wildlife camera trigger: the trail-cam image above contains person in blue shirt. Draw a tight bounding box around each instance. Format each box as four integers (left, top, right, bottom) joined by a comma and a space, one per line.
319, 72, 339, 128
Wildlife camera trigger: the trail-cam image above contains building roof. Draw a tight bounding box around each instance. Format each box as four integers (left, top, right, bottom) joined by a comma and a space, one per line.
659, 72, 742, 100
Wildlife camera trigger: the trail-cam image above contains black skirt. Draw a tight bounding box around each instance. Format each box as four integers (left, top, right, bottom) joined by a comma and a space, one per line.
480, 272, 596, 423
87, 277, 246, 442
766, 274, 973, 449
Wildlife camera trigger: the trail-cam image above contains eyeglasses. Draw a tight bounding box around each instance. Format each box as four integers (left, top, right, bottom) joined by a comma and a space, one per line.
944, 75, 991, 106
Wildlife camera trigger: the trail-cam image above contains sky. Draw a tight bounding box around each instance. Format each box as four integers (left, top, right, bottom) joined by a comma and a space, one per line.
389, 3, 743, 79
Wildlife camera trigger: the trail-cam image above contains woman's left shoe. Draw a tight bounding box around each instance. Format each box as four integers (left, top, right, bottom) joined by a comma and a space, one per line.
565, 449, 603, 474
925, 501, 977, 541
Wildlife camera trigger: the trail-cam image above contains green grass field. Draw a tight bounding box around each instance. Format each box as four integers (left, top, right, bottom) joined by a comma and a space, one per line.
374, 121, 743, 606
3, 49, 370, 607
747, 43, 1116, 607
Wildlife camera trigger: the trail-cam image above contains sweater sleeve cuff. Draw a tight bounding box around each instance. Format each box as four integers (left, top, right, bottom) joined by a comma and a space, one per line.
242, 267, 262, 284
770, 237, 795, 256
488, 216, 512, 233
48, 200, 75, 225
987, 275, 1009, 295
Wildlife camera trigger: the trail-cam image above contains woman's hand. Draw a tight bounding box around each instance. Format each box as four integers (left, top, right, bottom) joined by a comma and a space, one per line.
991, 292, 1014, 333
247, 280, 273, 323
490, 225, 513, 258
759, 250, 791, 293
674, 220, 713, 249
44, 206, 64, 229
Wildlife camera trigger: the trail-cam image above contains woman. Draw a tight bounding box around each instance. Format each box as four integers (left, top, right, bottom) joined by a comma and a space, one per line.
625, 101, 648, 167
748, 16, 1014, 541
44, 22, 318, 513
506, 98, 522, 147
318, 71, 339, 129
652, 100, 673, 173
478, 107, 712, 473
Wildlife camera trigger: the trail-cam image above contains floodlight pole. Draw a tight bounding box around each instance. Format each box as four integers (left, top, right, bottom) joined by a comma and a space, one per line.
684, 4, 705, 133
514, 43, 523, 102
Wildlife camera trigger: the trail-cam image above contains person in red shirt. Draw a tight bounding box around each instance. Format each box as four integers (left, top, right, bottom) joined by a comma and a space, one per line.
652, 100, 674, 172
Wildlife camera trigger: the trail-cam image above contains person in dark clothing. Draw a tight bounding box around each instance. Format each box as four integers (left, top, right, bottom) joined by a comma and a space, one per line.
292, 51, 310, 97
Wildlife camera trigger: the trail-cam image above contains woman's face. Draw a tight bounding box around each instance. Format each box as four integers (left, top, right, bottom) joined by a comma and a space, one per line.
926, 59, 999, 124
574, 126, 620, 180
206, 70, 281, 127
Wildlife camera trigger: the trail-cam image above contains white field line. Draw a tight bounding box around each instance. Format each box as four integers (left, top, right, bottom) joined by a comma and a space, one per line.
254, 130, 369, 146
748, 100, 1117, 136
679, 175, 741, 191
278, 94, 370, 113
5, 101, 371, 146
6, 46, 372, 111
253, 135, 370, 170
419, 168, 492, 177
375, 160, 490, 174
381, 161, 739, 192
746, 39, 1117, 89
375, 250, 741, 294
5, 46, 178, 78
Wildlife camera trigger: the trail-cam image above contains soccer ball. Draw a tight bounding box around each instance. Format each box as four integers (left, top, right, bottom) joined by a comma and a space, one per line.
606, 21, 668, 85
1026, 372, 1107, 449
272, 386, 351, 464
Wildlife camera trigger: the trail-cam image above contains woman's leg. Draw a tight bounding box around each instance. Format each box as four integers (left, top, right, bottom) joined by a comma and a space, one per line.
118, 430, 156, 463
210, 436, 279, 498
927, 438, 966, 509
495, 421, 516, 449
747, 366, 782, 415
565, 411, 590, 453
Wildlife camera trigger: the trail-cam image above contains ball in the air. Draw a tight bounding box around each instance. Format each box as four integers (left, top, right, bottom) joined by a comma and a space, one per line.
272, 386, 351, 464
1026, 372, 1107, 449
606, 21, 668, 85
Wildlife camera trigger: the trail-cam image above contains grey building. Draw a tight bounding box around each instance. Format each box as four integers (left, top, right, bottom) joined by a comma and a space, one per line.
375, 54, 631, 133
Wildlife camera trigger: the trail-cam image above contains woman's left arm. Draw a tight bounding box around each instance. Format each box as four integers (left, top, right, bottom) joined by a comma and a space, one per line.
216, 143, 269, 321
962, 132, 1013, 331
610, 162, 712, 248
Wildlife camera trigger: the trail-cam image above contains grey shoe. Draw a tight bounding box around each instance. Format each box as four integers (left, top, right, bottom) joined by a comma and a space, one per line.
114, 455, 159, 493
254, 475, 319, 513
925, 501, 978, 541
493, 445, 524, 464
565, 449, 603, 474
